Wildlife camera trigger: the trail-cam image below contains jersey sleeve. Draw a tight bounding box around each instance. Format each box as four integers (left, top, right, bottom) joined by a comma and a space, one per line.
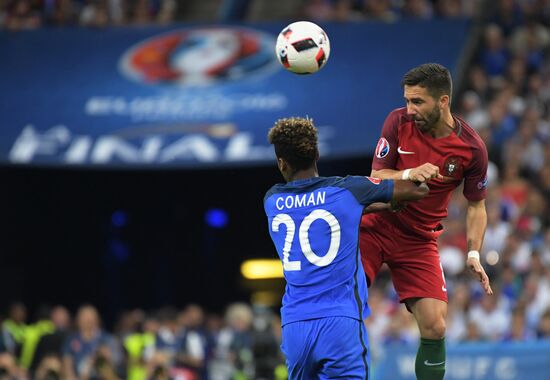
372, 109, 400, 171
463, 142, 488, 201
340, 176, 394, 205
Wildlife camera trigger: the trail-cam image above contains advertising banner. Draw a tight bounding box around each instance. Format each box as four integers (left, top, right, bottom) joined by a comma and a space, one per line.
0, 20, 468, 167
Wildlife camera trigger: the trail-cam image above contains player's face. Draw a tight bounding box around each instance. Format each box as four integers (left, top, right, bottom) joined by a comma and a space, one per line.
404, 85, 441, 133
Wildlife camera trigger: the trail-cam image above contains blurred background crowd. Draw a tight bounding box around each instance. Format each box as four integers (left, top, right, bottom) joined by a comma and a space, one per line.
2, 0, 550, 379
0, 301, 286, 380
0, 0, 515, 30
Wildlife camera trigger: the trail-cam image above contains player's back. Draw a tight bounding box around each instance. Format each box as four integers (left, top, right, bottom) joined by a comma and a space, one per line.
264, 176, 392, 326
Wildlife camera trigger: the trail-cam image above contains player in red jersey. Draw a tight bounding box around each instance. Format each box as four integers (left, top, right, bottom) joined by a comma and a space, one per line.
360, 63, 493, 380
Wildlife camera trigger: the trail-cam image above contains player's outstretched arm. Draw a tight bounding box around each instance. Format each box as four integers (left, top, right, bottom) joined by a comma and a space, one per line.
372, 163, 443, 183
391, 180, 429, 202
362, 181, 428, 215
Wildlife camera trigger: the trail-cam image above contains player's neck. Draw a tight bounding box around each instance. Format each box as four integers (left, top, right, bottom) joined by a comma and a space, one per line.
432, 110, 455, 138
287, 166, 319, 182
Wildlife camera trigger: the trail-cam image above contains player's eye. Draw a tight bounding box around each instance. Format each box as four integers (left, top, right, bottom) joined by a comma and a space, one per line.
292, 38, 318, 52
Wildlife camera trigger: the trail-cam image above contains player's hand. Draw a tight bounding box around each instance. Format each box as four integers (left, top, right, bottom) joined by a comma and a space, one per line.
410, 163, 443, 183
467, 256, 493, 295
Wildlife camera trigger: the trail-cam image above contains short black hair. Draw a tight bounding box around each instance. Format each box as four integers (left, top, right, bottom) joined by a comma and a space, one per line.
401, 63, 452, 100
267, 117, 318, 171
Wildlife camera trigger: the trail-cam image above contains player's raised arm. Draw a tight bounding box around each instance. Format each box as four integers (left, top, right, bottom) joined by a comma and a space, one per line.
363, 180, 428, 214
372, 163, 443, 183
391, 180, 429, 202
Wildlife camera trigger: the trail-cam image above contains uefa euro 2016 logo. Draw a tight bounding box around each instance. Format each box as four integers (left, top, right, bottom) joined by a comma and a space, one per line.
119, 27, 279, 87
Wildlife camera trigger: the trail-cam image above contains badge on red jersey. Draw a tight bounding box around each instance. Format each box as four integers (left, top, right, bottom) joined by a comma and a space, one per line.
375, 138, 390, 158
443, 156, 463, 178
366, 176, 381, 184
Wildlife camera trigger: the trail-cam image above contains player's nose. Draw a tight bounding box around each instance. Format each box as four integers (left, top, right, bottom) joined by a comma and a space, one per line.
406, 105, 417, 116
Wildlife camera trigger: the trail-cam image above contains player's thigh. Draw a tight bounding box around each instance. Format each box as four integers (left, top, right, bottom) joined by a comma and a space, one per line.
388, 239, 448, 303
281, 320, 318, 380
317, 317, 370, 380
359, 214, 386, 285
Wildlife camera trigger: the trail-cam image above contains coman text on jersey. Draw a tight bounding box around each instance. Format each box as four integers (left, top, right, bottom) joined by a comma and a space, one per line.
275, 191, 326, 210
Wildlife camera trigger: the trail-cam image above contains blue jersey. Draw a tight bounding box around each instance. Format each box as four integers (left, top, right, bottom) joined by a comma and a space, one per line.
264, 175, 393, 326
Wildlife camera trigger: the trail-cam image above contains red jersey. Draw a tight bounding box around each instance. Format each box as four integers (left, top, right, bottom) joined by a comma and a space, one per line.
367, 107, 488, 239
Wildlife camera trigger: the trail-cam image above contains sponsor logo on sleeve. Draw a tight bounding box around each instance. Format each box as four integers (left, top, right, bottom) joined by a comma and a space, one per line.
375, 137, 390, 158
477, 176, 488, 189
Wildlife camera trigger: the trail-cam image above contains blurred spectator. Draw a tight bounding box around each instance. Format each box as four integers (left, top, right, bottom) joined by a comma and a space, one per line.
489, 0, 523, 36
435, 0, 464, 18
250, 308, 281, 379
79, 0, 110, 27
174, 304, 206, 380
31, 306, 72, 375
446, 282, 471, 343
4, 0, 42, 30
208, 303, 253, 380
509, 17, 550, 72
468, 289, 511, 340
480, 23, 510, 79
482, 199, 511, 256
303, 0, 336, 22
503, 304, 536, 341
401, 0, 433, 19
122, 313, 157, 380
2, 302, 27, 360
62, 305, 121, 380
361, 0, 397, 22
153, 307, 179, 364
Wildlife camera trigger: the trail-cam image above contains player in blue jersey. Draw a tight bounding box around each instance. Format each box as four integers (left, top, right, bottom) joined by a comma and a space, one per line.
264, 117, 429, 379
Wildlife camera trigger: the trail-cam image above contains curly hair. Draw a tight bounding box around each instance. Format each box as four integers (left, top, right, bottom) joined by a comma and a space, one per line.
267, 117, 318, 171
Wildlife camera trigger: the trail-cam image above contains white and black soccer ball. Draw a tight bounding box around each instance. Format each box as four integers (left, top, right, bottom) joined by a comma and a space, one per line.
275, 21, 330, 75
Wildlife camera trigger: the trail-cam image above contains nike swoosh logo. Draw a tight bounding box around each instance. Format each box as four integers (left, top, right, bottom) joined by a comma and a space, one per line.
397, 147, 415, 154
424, 360, 445, 366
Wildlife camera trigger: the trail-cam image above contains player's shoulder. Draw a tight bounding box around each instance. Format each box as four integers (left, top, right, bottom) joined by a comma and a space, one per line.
264, 183, 285, 204
455, 115, 487, 152
263, 177, 339, 203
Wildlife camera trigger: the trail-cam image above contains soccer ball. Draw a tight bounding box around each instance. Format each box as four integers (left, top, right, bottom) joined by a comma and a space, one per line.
275, 21, 330, 75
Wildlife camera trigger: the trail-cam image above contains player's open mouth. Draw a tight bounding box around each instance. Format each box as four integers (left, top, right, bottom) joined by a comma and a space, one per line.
414, 120, 426, 126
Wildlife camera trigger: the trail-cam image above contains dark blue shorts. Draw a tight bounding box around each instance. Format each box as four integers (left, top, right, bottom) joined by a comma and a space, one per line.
281, 316, 370, 379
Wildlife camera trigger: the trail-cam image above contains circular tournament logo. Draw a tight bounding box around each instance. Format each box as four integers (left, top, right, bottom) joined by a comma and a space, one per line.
375, 137, 390, 158
119, 27, 279, 87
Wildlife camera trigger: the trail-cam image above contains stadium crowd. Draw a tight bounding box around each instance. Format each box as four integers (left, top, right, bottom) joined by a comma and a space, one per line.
1, 0, 550, 378
0, 302, 287, 380
0, 0, 511, 30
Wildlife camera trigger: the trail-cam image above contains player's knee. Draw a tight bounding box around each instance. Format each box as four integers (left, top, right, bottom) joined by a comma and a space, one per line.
430, 318, 446, 339
421, 317, 446, 339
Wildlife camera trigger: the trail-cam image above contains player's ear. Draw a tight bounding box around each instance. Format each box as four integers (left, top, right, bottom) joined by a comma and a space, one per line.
440, 94, 450, 109
277, 157, 286, 172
